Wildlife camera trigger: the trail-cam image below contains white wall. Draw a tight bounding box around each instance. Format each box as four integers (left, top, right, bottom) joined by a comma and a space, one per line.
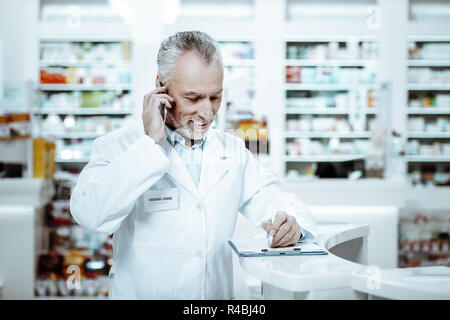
0, 40, 3, 98
0, 0, 39, 87
254, 0, 285, 177
0, 205, 35, 299
379, 0, 408, 179
310, 205, 399, 268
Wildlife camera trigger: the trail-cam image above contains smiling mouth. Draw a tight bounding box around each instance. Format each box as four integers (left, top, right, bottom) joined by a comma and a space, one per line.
189, 120, 209, 132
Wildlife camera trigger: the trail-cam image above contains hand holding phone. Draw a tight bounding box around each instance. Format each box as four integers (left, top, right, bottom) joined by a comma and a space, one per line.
142, 82, 174, 146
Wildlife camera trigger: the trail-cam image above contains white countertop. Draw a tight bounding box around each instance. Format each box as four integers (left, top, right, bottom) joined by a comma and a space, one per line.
237, 222, 369, 293
235, 222, 450, 299
0, 178, 54, 207
352, 266, 450, 300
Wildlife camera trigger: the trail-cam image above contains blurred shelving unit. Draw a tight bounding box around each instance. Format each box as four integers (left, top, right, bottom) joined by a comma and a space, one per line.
405, 35, 450, 187
38, 84, 132, 91
35, 38, 134, 172
54, 157, 90, 163
282, 36, 380, 179
400, 5, 450, 268
285, 83, 379, 91
407, 108, 450, 115
407, 132, 450, 139
41, 132, 104, 139
0, 138, 33, 173
284, 131, 372, 139
286, 108, 379, 115
215, 40, 269, 161
0, 103, 34, 178
31, 27, 132, 297
39, 61, 132, 68
285, 154, 368, 162
217, 40, 256, 130
33, 107, 133, 115
406, 155, 450, 163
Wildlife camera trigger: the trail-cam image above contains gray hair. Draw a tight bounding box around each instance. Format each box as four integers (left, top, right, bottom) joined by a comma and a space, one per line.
157, 30, 223, 84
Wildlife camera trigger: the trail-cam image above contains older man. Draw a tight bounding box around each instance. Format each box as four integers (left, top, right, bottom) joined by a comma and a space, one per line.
70, 31, 317, 299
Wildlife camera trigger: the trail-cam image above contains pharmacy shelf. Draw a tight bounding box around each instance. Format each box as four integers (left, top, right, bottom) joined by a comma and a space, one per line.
38, 84, 132, 91
0, 179, 55, 207
34, 296, 108, 300
285, 155, 368, 162
407, 60, 450, 67
285, 59, 377, 67
405, 34, 450, 190
40, 37, 132, 43
407, 35, 450, 42
41, 132, 105, 139
281, 37, 381, 177
284, 131, 371, 139
55, 157, 90, 163
405, 156, 450, 163
0, 138, 32, 164
407, 132, 450, 139
286, 108, 378, 115
407, 108, 450, 114
285, 83, 378, 91
33, 108, 133, 115
285, 35, 379, 42
407, 84, 450, 91
39, 60, 131, 68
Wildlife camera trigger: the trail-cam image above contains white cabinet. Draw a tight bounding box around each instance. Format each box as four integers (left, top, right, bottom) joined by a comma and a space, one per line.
0, 179, 54, 299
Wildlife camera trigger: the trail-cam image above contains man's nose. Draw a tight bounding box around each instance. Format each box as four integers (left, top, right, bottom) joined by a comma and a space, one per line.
198, 99, 214, 120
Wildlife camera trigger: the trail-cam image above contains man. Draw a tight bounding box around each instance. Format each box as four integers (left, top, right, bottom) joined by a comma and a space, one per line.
70, 31, 317, 299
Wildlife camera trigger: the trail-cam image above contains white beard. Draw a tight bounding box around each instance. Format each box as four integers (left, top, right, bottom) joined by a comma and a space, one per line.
172, 118, 209, 141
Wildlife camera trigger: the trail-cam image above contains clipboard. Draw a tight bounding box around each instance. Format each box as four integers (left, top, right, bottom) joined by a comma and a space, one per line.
228, 238, 328, 257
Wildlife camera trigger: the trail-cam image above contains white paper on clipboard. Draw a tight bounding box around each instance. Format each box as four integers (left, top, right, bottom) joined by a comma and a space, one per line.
228, 238, 328, 257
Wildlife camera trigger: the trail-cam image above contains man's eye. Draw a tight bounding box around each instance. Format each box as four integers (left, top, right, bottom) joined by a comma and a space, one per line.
187, 97, 199, 102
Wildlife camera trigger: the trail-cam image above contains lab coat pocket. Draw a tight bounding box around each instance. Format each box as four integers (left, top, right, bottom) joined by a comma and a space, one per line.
133, 209, 185, 248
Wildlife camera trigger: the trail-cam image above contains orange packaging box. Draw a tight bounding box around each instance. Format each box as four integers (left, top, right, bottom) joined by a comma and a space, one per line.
0, 115, 9, 140
9, 113, 31, 139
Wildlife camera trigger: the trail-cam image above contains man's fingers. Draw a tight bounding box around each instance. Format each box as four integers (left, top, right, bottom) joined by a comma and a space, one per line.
151, 97, 172, 112
274, 225, 293, 246
270, 211, 287, 236
161, 98, 172, 110
154, 93, 174, 104
277, 229, 301, 248
144, 87, 167, 103
153, 85, 168, 94
262, 220, 272, 233
271, 222, 292, 247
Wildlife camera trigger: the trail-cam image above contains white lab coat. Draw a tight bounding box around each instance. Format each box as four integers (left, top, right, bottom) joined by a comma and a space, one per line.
70, 123, 317, 299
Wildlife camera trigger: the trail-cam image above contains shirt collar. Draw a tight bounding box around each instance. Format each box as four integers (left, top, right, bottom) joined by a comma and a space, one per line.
165, 124, 207, 150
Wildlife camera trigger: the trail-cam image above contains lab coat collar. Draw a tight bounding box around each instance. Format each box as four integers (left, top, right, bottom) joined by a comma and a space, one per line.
163, 140, 201, 200
198, 130, 230, 201
162, 129, 230, 201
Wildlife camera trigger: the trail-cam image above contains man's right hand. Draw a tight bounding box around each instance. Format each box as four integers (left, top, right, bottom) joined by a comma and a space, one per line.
142, 85, 174, 146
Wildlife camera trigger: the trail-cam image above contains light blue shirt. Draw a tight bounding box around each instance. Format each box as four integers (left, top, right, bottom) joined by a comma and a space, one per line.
165, 125, 206, 188
157, 125, 308, 241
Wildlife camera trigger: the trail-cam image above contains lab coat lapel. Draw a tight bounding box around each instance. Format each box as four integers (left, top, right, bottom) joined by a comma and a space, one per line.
163, 141, 201, 200
198, 131, 230, 201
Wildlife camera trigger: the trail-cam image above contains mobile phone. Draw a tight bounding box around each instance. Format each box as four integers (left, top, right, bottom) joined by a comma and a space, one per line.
156, 81, 168, 123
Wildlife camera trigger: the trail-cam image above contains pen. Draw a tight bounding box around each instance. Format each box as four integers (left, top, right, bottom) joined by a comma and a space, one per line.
163, 105, 167, 123
267, 216, 275, 247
